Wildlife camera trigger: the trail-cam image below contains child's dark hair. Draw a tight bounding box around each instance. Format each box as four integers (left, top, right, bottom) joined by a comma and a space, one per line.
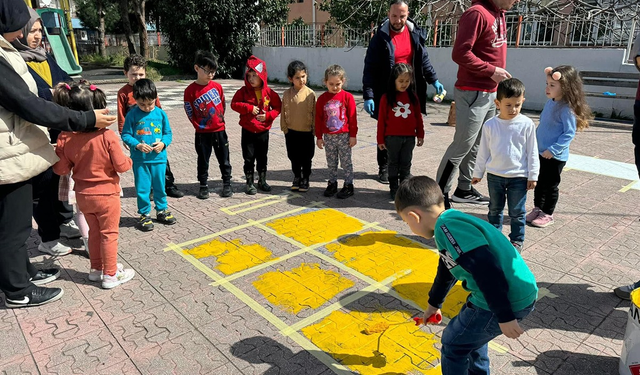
546, 65, 592, 131
133, 79, 157, 101
53, 81, 107, 132
123, 54, 146, 72
386, 63, 418, 108
287, 60, 307, 80
394, 176, 445, 212
496, 78, 525, 100
194, 50, 218, 71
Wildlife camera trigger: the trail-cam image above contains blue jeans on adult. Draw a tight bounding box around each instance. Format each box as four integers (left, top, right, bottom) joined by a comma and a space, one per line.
486, 173, 528, 244
441, 301, 535, 375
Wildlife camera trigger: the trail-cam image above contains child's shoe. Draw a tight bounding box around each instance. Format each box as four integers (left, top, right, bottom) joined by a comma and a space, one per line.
531, 213, 554, 228
337, 183, 354, 199
291, 177, 300, 191
38, 240, 72, 256
88, 269, 103, 282
136, 215, 154, 232
59, 220, 81, 239
299, 178, 309, 192
245, 173, 257, 195
197, 185, 210, 200
257, 172, 272, 192
511, 241, 523, 252
166, 185, 184, 198
221, 182, 233, 198
102, 265, 135, 289
526, 207, 542, 223
157, 210, 177, 225
324, 181, 338, 197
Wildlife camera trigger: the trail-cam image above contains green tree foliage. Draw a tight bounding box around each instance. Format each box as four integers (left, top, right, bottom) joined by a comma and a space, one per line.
75, 0, 123, 33
319, 0, 390, 32
157, 0, 289, 78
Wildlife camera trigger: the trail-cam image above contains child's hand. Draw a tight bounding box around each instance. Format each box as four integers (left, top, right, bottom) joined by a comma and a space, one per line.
152, 142, 165, 153
378, 144, 386, 150
417, 138, 424, 147
499, 319, 524, 339
349, 137, 357, 148
527, 180, 537, 190
423, 305, 441, 325
541, 150, 554, 159
256, 114, 266, 122
316, 139, 324, 149
136, 143, 153, 153
252, 106, 260, 115
471, 177, 482, 185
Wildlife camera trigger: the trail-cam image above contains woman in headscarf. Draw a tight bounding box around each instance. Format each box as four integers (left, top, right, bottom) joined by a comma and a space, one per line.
0, 0, 115, 308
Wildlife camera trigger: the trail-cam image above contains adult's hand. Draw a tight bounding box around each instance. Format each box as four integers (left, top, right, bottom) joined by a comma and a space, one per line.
432, 80, 445, 95
94, 109, 116, 129
491, 67, 512, 84
364, 99, 375, 116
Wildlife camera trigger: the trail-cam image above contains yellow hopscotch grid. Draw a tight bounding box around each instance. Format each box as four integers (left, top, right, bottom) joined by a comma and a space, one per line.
164, 197, 513, 373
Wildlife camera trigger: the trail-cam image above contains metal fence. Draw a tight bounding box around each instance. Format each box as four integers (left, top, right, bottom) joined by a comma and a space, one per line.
258, 13, 638, 50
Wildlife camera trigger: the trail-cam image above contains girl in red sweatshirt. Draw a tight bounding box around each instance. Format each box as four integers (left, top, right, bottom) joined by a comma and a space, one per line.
315, 65, 358, 199
377, 63, 425, 199
231, 56, 281, 195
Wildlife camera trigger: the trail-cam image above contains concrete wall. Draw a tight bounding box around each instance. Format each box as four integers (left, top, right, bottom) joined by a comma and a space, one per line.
253, 46, 639, 119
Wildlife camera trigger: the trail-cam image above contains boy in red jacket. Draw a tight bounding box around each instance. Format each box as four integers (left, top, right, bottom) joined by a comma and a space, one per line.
184, 51, 232, 199
231, 56, 282, 195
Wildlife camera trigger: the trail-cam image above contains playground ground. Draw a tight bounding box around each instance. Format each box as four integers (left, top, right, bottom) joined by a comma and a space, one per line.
2, 78, 639, 375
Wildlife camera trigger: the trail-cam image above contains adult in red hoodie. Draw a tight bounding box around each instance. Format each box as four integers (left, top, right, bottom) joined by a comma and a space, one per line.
231, 56, 282, 195
435, 0, 517, 209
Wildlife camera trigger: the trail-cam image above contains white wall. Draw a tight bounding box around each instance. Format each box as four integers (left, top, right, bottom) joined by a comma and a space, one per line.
253, 46, 639, 119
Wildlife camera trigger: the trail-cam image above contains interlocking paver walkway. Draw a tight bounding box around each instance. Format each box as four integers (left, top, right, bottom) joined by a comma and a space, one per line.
2, 79, 638, 374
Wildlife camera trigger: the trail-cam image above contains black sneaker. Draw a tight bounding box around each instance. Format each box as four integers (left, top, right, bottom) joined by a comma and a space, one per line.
136, 215, 154, 231
444, 193, 453, 210
337, 183, 354, 199
5, 287, 64, 308
299, 178, 309, 192
451, 187, 490, 205
324, 181, 338, 197
221, 182, 233, 198
291, 177, 300, 191
197, 185, 210, 200
511, 241, 523, 252
614, 281, 640, 300
166, 185, 184, 198
30, 268, 61, 286
378, 167, 389, 184
157, 210, 177, 225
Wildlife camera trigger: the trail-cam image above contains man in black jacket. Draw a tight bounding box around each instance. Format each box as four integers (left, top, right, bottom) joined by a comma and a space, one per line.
363, 0, 444, 183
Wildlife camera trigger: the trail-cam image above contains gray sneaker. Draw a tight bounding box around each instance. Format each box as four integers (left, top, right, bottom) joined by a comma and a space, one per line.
59, 221, 81, 239
614, 281, 640, 300
38, 240, 72, 256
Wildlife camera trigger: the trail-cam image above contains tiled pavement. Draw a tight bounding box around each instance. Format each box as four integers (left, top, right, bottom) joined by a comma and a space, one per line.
2, 78, 639, 374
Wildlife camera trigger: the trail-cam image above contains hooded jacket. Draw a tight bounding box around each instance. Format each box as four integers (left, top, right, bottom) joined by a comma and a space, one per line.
231, 55, 281, 133
363, 17, 438, 120
452, 0, 507, 92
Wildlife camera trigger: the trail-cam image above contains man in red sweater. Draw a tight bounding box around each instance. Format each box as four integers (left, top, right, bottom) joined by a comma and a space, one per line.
435, 0, 516, 209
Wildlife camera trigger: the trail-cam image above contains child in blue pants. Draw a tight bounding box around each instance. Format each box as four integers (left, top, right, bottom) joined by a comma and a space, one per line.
122, 79, 177, 231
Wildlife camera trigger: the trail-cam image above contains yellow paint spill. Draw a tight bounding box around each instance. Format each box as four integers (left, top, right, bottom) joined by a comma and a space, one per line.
183, 239, 276, 275
302, 310, 441, 374
253, 263, 355, 314
325, 231, 468, 318
266, 209, 364, 246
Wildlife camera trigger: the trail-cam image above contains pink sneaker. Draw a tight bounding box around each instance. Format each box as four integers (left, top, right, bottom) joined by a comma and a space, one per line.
526, 207, 542, 223
531, 213, 554, 228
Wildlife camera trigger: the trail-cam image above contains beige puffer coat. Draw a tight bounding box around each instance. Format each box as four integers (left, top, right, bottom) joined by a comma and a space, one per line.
0, 35, 58, 185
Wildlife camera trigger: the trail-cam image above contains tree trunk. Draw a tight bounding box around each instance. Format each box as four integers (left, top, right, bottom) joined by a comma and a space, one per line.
133, 0, 147, 58
119, 0, 137, 54
97, 0, 106, 57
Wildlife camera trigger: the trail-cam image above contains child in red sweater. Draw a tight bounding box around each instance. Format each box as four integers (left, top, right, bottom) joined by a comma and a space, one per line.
231, 55, 282, 195
315, 65, 358, 199
52, 82, 135, 289
377, 63, 424, 199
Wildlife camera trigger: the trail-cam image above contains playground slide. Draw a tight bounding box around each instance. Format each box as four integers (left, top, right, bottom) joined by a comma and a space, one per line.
37, 9, 82, 76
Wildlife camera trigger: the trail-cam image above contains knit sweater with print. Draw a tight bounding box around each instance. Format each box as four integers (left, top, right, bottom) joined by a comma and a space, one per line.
377, 91, 425, 145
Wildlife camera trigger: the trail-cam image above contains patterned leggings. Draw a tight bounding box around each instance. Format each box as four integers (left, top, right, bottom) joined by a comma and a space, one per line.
323, 133, 353, 184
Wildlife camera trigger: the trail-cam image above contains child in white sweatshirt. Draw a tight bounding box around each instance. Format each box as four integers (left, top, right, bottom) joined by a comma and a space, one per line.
471, 78, 539, 252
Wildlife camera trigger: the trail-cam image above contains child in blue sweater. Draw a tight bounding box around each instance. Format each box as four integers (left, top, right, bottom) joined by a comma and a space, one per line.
526, 66, 592, 228
121, 79, 177, 231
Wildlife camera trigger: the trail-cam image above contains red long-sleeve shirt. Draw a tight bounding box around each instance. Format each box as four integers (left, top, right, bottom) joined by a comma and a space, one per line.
117, 84, 161, 134
183, 81, 226, 133
377, 91, 424, 145
314, 90, 358, 139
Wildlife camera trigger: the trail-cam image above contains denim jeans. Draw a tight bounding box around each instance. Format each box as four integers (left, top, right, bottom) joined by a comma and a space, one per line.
441, 301, 535, 375
487, 173, 528, 243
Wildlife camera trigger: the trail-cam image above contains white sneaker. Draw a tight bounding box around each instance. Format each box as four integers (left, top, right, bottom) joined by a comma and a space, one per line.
101, 265, 135, 289
89, 263, 123, 282
60, 221, 81, 239
38, 240, 72, 256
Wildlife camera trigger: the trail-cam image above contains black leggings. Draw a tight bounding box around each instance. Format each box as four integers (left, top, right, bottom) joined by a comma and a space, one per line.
533, 156, 566, 215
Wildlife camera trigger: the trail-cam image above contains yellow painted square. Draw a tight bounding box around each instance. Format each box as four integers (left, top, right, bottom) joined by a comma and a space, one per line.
183, 238, 276, 275
266, 209, 364, 246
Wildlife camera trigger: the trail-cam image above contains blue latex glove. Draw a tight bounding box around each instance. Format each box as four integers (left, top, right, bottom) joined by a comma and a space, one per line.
364, 99, 375, 116
432, 80, 445, 95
